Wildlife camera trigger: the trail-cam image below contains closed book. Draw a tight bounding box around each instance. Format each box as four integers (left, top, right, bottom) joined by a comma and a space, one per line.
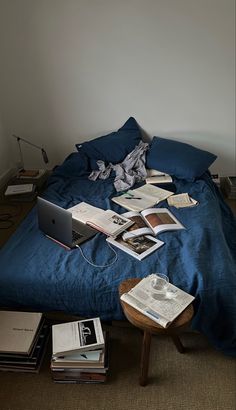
0, 311, 43, 355
52, 317, 104, 357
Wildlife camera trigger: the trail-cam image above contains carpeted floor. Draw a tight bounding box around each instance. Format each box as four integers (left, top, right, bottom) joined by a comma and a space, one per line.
0, 323, 235, 410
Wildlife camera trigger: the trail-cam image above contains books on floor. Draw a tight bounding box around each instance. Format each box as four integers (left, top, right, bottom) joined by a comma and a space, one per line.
51, 317, 109, 383
112, 184, 174, 212
67, 201, 134, 237
120, 274, 195, 328
0, 311, 49, 373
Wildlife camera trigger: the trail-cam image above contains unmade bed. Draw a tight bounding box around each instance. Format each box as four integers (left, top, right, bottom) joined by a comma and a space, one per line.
0, 118, 235, 357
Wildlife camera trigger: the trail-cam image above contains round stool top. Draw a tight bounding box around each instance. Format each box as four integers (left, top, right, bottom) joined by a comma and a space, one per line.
119, 278, 194, 334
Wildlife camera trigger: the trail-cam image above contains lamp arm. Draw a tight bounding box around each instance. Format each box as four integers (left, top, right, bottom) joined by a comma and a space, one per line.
12, 134, 49, 164
12, 134, 45, 151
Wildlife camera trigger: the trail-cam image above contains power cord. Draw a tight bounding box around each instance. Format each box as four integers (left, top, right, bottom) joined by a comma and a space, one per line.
76, 241, 118, 268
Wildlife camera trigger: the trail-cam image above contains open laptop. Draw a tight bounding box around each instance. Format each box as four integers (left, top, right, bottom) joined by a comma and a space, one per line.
37, 197, 97, 249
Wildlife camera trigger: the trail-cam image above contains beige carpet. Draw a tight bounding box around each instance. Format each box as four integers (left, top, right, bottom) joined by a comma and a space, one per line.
0, 323, 235, 410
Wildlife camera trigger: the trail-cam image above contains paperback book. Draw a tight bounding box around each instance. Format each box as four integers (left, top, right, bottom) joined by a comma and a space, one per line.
68, 201, 133, 237
111, 184, 173, 212
52, 317, 104, 357
146, 169, 173, 184
106, 235, 164, 261
121, 208, 185, 241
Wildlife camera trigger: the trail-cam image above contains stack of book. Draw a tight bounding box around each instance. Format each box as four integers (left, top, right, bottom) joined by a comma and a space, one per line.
221, 176, 236, 199
51, 317, 109, 384
0, 311, 49, 373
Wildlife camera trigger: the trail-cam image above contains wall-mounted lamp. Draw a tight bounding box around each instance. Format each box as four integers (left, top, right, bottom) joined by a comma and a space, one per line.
12, 134, 49, 175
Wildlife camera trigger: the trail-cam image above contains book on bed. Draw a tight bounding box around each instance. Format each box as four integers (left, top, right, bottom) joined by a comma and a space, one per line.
68, 202, 133, 237
121, 208, 185, 241
145, 169, 173, 184
106, 235, 164, 261
111, 184, 174, 212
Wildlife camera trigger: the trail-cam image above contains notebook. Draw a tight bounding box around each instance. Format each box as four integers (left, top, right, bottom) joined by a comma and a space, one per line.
37, 197, 97, 249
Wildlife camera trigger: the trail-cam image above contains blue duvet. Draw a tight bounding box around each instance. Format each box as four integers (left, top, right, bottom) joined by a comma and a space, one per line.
0, 152, 236, 356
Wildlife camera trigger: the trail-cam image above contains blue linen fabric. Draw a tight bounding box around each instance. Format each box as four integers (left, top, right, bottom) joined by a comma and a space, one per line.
146, 136, 217, 181
76, 117, 142, 169
0, 154, 235, 357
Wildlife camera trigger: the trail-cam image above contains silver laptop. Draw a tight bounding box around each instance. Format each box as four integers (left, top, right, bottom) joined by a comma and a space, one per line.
37, 197, 96, 248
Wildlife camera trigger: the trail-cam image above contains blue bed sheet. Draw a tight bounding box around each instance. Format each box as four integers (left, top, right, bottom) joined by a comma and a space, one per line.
0, 152, 236, 356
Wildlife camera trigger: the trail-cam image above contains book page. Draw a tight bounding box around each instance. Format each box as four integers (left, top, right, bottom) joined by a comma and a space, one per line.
167, 193, 198, 208
132, 184, 173, 204
121, 211, 153, 240
106, 235, 164, 261
68, 202, 104, 224
141, 208, 184, 236
88, 210, 133, 237
112, 191, 155, 212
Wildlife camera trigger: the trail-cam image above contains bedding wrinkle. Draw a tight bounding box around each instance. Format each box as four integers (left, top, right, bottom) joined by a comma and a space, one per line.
0, 154, 236, 356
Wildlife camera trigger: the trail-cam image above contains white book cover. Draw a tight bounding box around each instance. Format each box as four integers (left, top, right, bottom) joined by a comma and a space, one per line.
52, 317, 104, 357
5, 184, 35, 196
0, 311, 42, 354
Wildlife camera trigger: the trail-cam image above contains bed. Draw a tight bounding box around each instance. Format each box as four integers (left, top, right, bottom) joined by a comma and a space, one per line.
0, 118, 236, 357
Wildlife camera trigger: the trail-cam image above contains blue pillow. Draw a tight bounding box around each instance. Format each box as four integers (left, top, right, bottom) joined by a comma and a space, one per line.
76, 117, 142, 169
146, 136, 217, 181
52, 152, 89, 177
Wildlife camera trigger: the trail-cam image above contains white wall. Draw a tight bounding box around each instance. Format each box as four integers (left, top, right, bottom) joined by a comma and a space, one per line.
0, 0, 235, 174
0, 116, 12, 180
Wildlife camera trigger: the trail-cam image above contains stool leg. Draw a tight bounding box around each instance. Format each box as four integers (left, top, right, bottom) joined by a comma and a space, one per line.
139, 330, 152, 386
171, 335, 185, 353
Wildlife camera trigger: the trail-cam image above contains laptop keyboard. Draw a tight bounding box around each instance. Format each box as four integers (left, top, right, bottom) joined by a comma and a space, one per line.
72, 230, 83, 243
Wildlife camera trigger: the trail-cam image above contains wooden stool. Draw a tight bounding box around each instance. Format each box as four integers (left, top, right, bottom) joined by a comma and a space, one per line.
119, 278, 194, 386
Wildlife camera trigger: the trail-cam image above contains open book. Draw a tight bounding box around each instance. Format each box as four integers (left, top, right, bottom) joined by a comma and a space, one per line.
121, 208, 185, 241
52, 318, 104, 357
106, 235, 164, 261
120, 274, 195, 328
111, 184, 173, 212
68, 202, 133, 237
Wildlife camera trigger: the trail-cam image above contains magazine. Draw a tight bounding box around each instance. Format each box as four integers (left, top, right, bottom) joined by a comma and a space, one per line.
106, 235, 164, 261
67, 202, 133, 237
111, 184, 174, 212
120, 274, 195, 328
121, 208, 185, 241
52, 317, 104, 357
